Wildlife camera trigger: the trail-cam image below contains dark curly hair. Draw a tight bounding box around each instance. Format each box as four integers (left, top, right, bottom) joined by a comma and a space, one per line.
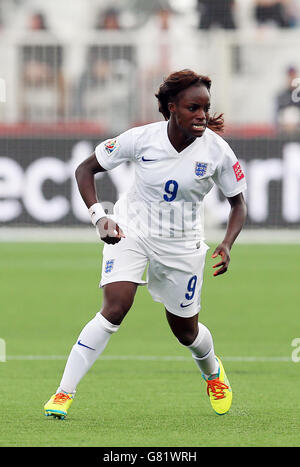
155, 69, 224, 133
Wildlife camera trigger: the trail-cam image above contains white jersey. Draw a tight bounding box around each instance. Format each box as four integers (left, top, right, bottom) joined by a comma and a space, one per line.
95, 121, 246, 248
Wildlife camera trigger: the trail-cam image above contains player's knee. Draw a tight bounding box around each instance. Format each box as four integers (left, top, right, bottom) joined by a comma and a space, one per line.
176, 330, 198, 347
100, 302, 131, 326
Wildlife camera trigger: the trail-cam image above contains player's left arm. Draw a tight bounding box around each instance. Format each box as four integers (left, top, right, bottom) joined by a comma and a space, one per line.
212, 193, 247, 277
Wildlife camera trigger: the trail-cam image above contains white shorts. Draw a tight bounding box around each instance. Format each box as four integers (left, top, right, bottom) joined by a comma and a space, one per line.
100, 235, 209, 318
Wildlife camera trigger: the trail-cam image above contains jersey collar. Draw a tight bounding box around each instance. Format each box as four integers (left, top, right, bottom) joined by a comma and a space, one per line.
161, 121, 203, 156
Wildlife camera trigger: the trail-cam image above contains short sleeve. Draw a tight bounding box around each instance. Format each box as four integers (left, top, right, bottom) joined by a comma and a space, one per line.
212, 144, 247, 197
94, 128, 134, 170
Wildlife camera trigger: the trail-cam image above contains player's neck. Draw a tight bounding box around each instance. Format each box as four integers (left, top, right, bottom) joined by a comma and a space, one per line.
167, 121, 196, 153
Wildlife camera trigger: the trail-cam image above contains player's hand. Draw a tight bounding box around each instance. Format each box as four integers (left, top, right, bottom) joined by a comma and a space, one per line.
211, 243, 230, 277
96, 217, 125, 244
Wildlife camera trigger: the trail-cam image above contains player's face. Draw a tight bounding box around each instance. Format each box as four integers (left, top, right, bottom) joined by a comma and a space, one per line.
170, 84, 210, 138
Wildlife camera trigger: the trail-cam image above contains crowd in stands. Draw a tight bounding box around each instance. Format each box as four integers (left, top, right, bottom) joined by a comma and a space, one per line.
275, 65, 300, 133
0, 0, 300, 33
0, 0, 299, 133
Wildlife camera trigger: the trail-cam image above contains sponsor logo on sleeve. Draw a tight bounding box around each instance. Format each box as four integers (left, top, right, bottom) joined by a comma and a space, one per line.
233, 161, 245, 181
104, 138, 119, 155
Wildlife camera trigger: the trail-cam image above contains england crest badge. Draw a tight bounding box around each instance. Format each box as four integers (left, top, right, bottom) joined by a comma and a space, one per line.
195, 162, 208, 177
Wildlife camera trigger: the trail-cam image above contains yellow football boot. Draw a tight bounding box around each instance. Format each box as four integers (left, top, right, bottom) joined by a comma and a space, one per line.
44, 392, 74, 419
203, 356, 232, 415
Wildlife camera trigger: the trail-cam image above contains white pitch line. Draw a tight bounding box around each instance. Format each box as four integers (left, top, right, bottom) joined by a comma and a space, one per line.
4, 355, 292, 362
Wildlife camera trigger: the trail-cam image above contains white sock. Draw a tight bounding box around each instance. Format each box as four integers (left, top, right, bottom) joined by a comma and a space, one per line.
56, 312, 119, 395
186, 322, 219, 378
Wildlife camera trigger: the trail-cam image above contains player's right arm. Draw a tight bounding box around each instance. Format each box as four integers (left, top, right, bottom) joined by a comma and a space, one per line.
75, 153, 125, 244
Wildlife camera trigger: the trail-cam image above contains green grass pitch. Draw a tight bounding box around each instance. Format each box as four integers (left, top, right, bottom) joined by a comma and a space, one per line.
0, 241, 299, 447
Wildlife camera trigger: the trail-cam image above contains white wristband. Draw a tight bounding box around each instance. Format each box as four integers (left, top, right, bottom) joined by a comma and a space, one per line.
88, 203, 107, 226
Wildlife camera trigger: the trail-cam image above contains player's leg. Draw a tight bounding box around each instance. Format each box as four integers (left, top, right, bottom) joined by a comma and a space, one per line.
147, 244, 217, 376
165, 310, 219, 377
165, 310, 232, 415
44, 281, 137, 419
57, 281, 137, 394
146, 242, 232, 415
44, 235, 148, 418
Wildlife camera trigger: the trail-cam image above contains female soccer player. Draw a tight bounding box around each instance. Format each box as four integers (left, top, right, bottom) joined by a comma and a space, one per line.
44, 69, 247, 419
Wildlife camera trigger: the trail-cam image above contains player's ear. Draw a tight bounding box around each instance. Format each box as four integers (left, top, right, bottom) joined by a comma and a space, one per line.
168, 101, 176, 115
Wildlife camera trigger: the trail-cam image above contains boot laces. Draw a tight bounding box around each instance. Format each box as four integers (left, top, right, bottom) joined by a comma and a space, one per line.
206, 378, 229, 400
53, 393, 70, 405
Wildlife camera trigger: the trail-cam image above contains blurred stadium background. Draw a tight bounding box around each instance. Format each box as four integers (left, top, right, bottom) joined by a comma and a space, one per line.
0, 0, 300, 242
